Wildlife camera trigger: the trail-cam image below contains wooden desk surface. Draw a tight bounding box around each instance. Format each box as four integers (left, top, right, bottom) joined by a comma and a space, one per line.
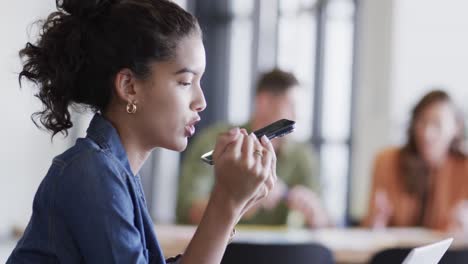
154, 225, 466, 264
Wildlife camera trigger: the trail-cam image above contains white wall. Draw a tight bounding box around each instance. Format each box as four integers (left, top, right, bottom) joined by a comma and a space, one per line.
351, 0, 468, 220
390, 0, 468, 141
0, 1, 70, 235
350, 0, 395, 220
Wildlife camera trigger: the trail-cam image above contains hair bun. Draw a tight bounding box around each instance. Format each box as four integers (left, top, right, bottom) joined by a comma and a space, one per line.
56, 0, 115, 17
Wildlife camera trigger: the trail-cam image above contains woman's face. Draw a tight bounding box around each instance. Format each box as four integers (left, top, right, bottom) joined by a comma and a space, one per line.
135, 33, 206, 152
414, 101, 458, 166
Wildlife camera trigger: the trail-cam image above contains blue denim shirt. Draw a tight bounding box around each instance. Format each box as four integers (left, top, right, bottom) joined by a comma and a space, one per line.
7, 114, 179, 264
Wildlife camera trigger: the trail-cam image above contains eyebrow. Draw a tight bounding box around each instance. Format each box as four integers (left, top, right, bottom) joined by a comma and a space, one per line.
173, 67, 198, 75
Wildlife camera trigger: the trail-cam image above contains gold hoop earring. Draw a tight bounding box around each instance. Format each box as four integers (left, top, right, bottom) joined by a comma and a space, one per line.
126, 101, 137, 114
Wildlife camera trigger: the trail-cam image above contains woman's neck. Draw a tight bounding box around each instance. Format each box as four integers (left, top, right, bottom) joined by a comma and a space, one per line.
103, 111, 151, 176
121, 140, 151, 175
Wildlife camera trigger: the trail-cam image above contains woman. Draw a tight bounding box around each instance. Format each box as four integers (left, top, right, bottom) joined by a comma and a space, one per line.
364, 90, 468, 232
7, 0, 277, 263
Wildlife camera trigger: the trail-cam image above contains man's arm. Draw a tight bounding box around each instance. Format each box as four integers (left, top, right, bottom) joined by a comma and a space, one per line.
287, 143, 330, 228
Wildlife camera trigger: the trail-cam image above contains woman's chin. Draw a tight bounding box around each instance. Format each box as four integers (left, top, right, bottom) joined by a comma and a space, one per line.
165, 138, 188, 152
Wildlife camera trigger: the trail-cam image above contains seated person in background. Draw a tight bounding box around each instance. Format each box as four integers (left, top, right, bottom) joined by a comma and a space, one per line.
363, 90, 468, 232
177, 69, 330, 228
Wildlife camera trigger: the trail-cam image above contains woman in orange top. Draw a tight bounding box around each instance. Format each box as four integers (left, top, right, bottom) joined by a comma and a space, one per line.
364, 90, 468, 232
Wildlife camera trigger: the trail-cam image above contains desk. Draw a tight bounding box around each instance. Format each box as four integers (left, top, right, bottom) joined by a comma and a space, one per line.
154, 225, 466, 264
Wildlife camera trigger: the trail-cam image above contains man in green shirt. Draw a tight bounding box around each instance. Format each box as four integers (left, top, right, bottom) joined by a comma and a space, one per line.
176, 69, 329, 228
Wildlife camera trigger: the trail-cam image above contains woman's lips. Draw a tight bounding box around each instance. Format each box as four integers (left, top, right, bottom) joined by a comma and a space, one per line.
185, 125, 195, 137
185, 117, 200, 137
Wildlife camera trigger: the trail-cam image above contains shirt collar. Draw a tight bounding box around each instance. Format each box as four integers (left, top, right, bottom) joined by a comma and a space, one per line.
86, 113, 134, 176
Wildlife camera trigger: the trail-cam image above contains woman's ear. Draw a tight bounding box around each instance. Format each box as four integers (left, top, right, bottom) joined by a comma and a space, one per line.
114, 68, 138, 104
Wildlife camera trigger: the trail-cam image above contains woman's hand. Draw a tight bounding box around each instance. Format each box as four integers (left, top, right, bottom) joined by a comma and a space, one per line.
448, 200, 468, 234
211, 128, 277, 220
181, 128, 277, 264
371, 189, 393, 229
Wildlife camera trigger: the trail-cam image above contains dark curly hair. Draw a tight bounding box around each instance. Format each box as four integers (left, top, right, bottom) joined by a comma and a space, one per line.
19, 0, 200, 137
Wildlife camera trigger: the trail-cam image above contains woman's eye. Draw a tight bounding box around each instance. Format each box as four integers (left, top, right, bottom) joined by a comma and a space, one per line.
179, 82, 192, 86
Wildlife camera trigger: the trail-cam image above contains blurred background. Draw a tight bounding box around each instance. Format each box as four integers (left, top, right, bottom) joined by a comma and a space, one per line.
1, 0, 468, 261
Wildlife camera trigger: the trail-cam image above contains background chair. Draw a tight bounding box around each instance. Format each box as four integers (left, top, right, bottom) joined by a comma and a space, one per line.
368, 248, 409, 264
221, 242, 334, 264
368, 247, 468, 264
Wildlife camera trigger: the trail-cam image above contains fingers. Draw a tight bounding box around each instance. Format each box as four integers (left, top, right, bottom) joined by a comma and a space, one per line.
261, 135, 277, 182
214, 128, 279, 217
261, 144, 273, 180
260, 136, 276, 191
212, 127, 240, 162
250, 135, 276, 200
450, 201, 468, 232
226, 133, 245, 161
245, 134, 276, 205
371, 190, 393, 229
286, 187, 330, 228
262, 153, 274, 192
241, 133, 255, 169
247, 135, 261, 175
287, 186, 318, 212
375, 190, 393, 216
260, 135, 275, 154
240, 128, 249, 136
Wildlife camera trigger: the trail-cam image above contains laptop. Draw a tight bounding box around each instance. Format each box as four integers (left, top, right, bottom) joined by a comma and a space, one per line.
402, 238, 454, 264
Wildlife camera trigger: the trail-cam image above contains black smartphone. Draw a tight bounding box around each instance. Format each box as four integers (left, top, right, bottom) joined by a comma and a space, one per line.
200, 119, 296, 165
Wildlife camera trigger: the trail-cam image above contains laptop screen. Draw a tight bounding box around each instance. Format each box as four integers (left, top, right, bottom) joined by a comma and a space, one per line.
402, 238, 453, 264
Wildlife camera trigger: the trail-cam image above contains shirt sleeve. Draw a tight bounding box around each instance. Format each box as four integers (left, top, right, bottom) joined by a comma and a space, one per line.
56, 151, 154, 264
